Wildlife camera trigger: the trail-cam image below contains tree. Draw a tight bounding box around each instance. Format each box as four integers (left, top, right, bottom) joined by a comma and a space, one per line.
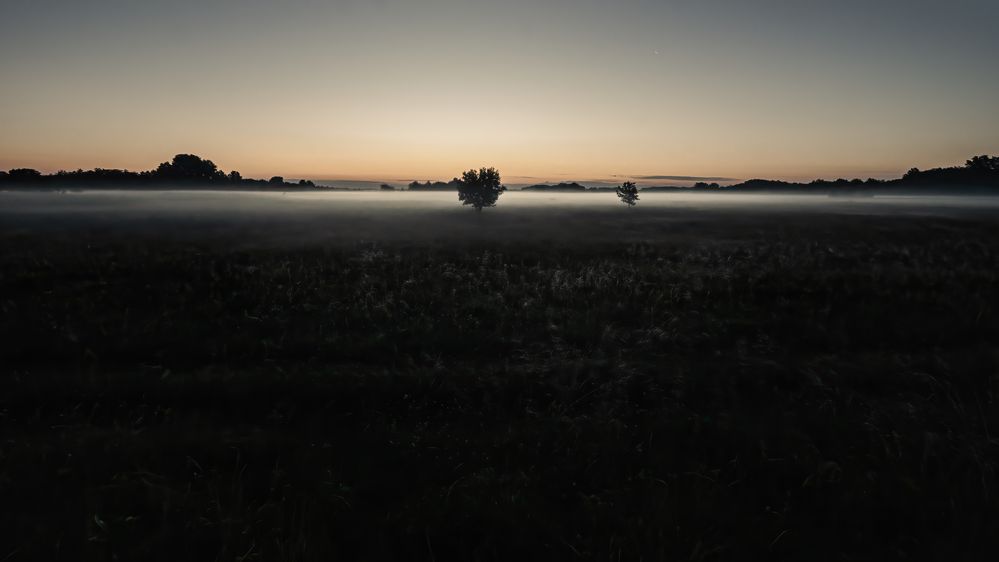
380, 183, 396, 190
966, 155, 999, 172
269, 176, 284, 185
457, 167, 505, 212
8, 168, 42, 182
153, 154, 225, 183
616, 181, 639, 207
228, 171, 243, 183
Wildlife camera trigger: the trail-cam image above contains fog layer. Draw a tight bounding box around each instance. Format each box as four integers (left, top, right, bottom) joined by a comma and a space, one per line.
2, 190, 997, 247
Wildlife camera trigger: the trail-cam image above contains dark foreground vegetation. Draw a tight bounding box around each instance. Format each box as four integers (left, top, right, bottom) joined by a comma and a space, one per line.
2, 208, 998, 561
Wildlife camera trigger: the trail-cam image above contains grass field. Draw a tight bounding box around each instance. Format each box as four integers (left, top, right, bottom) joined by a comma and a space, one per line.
2, 192, 998, 560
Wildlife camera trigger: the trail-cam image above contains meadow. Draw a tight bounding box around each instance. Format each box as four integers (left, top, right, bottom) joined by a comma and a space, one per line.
1, 191, 998, 560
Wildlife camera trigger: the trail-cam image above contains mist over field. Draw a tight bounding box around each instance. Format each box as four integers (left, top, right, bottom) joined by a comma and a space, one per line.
4, 189, 998, 247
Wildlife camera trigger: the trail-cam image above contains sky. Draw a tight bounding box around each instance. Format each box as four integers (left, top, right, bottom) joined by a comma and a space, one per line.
1, 0, 998, 185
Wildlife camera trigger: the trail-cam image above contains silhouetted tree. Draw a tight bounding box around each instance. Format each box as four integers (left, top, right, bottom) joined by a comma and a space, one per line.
617, 181, 639, 207
9, 168, 42, 180
298, 179, 315, 187
228, 171, 243, 183
380, 184, 396, 190
966, 155, 999, 172
6, 169, 43, 185
153, 154, 225, 183
457, 167, 504, 212
269, 176, 284, 185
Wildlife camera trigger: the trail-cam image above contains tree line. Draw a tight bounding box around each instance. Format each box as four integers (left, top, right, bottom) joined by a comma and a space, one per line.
644, 155, 999, 194
0, 154, 316, 189
3, 154, 997, 205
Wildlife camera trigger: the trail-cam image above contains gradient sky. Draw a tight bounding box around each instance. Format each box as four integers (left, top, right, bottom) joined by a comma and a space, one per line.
2, 0, 998, 184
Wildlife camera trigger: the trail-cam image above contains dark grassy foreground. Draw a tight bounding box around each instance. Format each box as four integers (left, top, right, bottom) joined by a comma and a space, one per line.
2, 210, 999, 561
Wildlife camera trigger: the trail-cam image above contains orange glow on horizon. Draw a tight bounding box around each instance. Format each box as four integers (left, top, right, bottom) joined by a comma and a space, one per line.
1, 1, 996, 184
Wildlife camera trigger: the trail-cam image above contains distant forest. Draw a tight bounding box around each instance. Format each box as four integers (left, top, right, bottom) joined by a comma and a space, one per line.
0, 154, 319, 190
2, 154, 998, 194
523, 155, 999, 194
408, 179, 462, 191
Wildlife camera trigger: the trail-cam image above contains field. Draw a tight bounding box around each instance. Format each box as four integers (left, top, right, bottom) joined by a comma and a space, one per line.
2, 191, 998, 561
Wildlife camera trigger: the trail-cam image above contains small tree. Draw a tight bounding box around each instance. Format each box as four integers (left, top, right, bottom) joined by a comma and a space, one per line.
457, 167, 505, 212
616, 181, 639, 207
